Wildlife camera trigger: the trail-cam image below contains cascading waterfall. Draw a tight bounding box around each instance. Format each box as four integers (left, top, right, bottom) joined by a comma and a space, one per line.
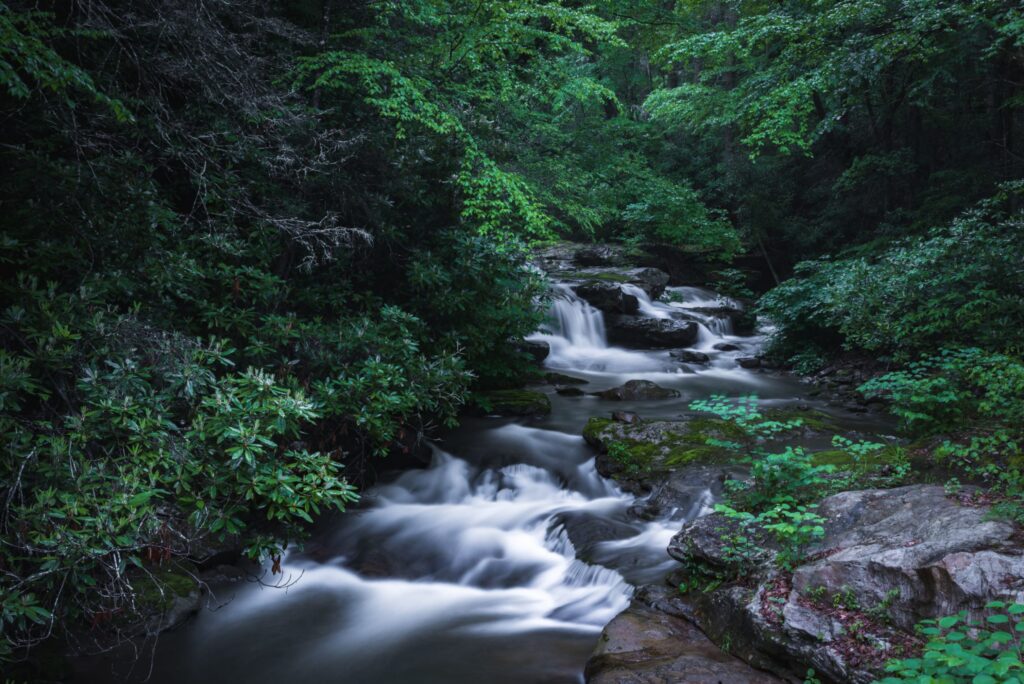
136, 274, 793, 684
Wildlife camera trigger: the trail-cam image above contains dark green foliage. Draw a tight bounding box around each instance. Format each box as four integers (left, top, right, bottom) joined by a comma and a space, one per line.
0, 0, 548, 656
760, 185, 1024, 361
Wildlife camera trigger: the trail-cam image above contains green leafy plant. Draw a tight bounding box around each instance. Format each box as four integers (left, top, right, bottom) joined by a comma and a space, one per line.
879, 602, 1024, 683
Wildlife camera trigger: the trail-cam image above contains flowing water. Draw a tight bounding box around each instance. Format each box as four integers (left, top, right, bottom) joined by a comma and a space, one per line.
86, 281, 876, 683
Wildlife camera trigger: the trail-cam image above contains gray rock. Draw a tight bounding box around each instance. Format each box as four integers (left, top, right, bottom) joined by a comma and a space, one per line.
666, 485, 1024, 683
670, 350, 711, 364
607, 316, 699, 348
556, 385, 586, 396
585, 586, 783, 684
597, 380, 681, 401
612, 410, 642, 424
737, 357, 761, 369
575, 282, 641, 314
713, 342, 740, 352
544, 372, 589, 385
520, 340, 550, 363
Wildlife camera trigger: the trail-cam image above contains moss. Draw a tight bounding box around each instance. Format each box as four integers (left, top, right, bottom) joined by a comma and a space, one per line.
570, 270, 631, 283
761, 407, 839, 433
476, 389, 551, 416
584, 415, 744, 469
136, 566, 198, 613
583, 417, 614, 445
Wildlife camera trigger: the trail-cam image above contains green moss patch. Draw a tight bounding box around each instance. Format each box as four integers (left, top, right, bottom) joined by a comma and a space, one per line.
475, 389, 552, 417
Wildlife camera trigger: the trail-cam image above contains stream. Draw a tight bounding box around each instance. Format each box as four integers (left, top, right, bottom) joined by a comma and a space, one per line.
100, 282, 871, 683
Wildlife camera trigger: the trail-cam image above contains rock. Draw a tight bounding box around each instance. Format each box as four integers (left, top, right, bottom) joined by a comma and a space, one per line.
666, 485, 1024, 683
607, 316, 699, 348
574, 245, 622, 267
671, 350, 711, 364
585, 586, 783, 684
597, 380, 681, 401
556, 386, 585, 396
713, 342, 740, 352
572, 266, 671, 300
574, 282, 640, 314
519, 339, 550, 363
631, 464, 747, 522
620, 267, 671, 300
737, 357, 761, 369
612, 410, 641, 424
544, 372, 589, 385
477, 390, 552, 417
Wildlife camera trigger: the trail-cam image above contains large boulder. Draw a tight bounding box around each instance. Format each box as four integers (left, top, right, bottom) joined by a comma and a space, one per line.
607, 316, 699, 348
519, 340, 550, 363
574, 282, 640, 314
585, 586, 783, 684
596, 380, 680, 401
667, 485, 1024, 683
620, 267, 671, 300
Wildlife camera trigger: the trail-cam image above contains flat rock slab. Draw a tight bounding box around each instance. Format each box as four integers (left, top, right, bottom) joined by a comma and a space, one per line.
586, 590, 783, 684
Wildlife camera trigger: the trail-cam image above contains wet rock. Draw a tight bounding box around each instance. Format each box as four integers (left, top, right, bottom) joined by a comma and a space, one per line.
713, 342, 740, 352
597, 380, 681, 401
612, 410, 641, 424
476, 390, 552, 417
737, 357, 761, 369
607, 316, 699, 348
670, 350, 710, 364
620, 267, 671, 300
556, 386, 586, 396
631, 464, 746, 522
520, 340, 550, 363
666, 485, 1024, 683
585, 586, 782, 684
574, 282, 640, 314
544, 371, 589, 385
575, 245, 623, 267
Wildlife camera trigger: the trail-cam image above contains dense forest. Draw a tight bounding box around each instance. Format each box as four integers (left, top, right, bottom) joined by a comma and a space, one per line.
1, 0, 1023, 682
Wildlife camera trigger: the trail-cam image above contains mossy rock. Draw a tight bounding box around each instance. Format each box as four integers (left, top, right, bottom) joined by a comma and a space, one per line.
135, 565, 199, 614
476, 389, 552, 417
583, 416, 742, 473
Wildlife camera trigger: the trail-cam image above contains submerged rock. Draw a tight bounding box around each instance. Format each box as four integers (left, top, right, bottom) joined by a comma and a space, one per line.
671, 350, 711, 364
597, 380, 681, 401
555, 385, 586, 396
476, 389, 552, 417
607, 316, 699, 348
585, 586, 782, 684
737, 357, 761, 369
713, 342, 740, 352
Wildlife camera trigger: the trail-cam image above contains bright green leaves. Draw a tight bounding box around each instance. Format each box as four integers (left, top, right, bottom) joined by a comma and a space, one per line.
880, 604, 1024, 683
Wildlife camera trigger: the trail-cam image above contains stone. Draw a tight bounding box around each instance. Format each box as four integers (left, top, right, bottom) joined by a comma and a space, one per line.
665, 485, 1024, 683
585, 586, 782, 684
713, 342, 740, 352
556, 386, 586, 396
575, 282, 640, 314
670, 350, 711, 364
520, 340, 550, 363
597, 380, 681, 401
612, 410, 641, 424
737, 357, 761, 369
477, 390, 552, 417
607, 316, 699, 348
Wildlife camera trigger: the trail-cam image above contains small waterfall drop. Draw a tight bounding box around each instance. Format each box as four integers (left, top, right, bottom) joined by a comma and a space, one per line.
549, 284, 608, 349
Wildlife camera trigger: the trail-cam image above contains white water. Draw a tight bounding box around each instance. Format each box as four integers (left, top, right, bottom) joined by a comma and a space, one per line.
127, 275, 801, 684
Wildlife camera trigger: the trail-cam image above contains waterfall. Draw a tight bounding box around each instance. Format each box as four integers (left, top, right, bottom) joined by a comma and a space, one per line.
549, 283, 608, 349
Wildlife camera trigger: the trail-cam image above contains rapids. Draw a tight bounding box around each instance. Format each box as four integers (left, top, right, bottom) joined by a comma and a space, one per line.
99, 281, 846, 684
